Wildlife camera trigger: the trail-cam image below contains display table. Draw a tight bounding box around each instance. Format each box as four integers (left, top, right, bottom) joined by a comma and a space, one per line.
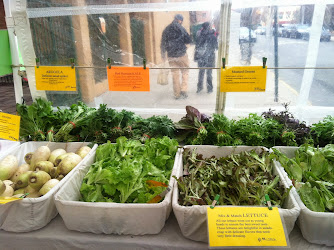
0, 213, 332, 250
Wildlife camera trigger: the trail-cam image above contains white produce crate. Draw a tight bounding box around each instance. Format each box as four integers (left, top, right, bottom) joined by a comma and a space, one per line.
0, 140, 20, 157
0, 141, 97, 232
173, 145, 301, 242
273, 146, 334, 246
54, 148, 182, 235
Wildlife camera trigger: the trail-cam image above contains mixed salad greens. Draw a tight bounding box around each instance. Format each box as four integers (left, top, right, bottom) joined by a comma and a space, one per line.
174, 148, 290, 207
80, 136, 178, 203
273, 144, 334, 212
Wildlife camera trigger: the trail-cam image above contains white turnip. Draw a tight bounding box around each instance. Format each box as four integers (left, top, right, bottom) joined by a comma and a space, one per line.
0, 155, 19, 180
54, 152, 75, 167
0, 180, 5, 195
48, 148, 66, 164
16, 171, 32, 189
57, 154, 82, 176
39, 179, 60, 196
1, 185, 14, 197
30, 146, 51, 170
3, 180, 16, 190
76, 146, 91, 159
34, 161, 54, 173
28, 171, 51, 190
24, 152, 33, 164
11, 163, 30, 182
13, 188, 25, 195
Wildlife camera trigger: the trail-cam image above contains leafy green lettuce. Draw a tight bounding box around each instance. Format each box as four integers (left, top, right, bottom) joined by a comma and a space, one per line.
80, 136, 178, 203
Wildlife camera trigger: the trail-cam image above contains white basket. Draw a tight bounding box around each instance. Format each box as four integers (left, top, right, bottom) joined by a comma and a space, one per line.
0, 141, 97, 232
0, 140, 20, 157
54, 148, 182, 235
273, 146, 334, 246
173, 145, 300, 242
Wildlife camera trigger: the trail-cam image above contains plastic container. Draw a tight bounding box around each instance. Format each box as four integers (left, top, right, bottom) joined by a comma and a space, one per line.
54, 148, 181, 235
273, 146, 334, 246
0, 142, 96, 232
173, 145, 300, 242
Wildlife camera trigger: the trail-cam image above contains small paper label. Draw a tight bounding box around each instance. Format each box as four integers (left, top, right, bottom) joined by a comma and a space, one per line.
207, 207, 288, 248
35, 66, 76, 91
0, 112, 20, 141
107, 66, 150, 91
220, 66, 267, 92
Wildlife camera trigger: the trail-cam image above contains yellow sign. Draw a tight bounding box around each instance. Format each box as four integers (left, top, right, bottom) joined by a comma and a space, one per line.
221, 66, 267, 92
0, 112, 20, 141
107, 67, 150, 91
35, 66, 76, 91
207, 207, 288, 248
0, 196, 22, 204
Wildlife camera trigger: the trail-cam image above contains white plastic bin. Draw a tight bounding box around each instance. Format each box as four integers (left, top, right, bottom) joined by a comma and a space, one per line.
173, 145, 301, 242
0, 141, 97, 232
273, 146, 334, 246
54, 148, 181, 235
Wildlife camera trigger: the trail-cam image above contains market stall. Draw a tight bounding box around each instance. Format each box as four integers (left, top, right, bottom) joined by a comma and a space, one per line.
1, 0, 334, 249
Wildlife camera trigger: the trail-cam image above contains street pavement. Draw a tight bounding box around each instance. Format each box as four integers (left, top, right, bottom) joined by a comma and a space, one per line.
95, 43, 301, 121
252, 35, 334, 107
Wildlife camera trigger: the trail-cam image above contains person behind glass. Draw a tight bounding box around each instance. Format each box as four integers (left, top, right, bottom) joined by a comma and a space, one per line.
161, 14, 191, 99
194, 22, 218, 93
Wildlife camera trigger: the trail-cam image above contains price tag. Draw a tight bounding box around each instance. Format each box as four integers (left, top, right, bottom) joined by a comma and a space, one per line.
107, 66, 150, 91
207, 207, 288, 248
35, 66, 76, 91
0, 112, 20, 141
220, 66, 267, 92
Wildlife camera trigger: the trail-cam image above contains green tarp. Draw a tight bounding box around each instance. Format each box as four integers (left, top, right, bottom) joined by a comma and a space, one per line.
0, 30, 12, 76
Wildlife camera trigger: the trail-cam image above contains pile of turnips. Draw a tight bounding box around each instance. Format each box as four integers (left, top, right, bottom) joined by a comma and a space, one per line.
0, 145, 91, 198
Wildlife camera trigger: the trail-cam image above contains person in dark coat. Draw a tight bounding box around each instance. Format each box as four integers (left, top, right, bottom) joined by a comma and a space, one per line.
194, 22, 218, 93
161, 14, 191, 99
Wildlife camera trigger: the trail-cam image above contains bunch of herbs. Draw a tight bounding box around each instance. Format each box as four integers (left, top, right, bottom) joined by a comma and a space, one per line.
174, 148, 290, 207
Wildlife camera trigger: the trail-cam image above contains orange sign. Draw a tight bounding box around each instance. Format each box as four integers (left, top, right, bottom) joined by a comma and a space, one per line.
107, 67, 150, 92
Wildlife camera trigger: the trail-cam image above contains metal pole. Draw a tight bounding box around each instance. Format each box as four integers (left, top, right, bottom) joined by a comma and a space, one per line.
274, 6, 279, 102
3, 0, 24, 105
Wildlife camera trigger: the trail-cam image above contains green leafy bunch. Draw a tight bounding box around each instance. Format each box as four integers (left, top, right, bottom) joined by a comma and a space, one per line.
231, 114, 283, 148
131, 115, 176, 142
174, 148, 289, 207
311, 116, 334, 147
175, 106, 210, 145
205, 114, 242, 146
80, 136, 178, 203
262, 104, 312, 146
273, 144, 334, 212
16, 98, 56, 141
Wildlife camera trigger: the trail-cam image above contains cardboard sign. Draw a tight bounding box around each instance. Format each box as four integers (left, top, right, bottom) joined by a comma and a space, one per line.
35, 66, 76, 91
221, 66, 267, 92
107, 67, 150, 91
0, 112, 21, 141
207, 207, 288, 248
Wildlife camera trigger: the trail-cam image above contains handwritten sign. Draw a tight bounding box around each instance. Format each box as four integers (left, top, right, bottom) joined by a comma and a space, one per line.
0, 112, 20, 141
107, 67, 150, 91
35, 66, 76, 91
221, 66, 267, 92
207, 207, 288, 248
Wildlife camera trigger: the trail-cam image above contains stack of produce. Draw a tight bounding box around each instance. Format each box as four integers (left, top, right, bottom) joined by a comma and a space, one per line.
80, 136, 178, 203
174, 147, 290, 207
0, 145, 91, 198
273, 144, 334, 212
17, 98, 175, 144
175, 105, 331, 148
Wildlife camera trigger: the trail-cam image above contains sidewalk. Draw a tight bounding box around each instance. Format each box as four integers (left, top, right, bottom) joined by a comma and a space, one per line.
94, 44, 299, 120
0, 81, 32, 114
